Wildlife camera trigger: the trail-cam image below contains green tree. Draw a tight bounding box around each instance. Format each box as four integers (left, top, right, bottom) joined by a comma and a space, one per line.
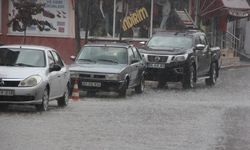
8, 0, 56, 43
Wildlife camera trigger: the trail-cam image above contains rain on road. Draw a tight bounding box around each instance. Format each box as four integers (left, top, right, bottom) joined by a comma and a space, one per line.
1, 67, 250, 150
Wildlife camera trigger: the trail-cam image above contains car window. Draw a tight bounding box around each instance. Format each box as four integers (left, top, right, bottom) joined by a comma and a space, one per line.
51, 51, 64, 67
200, 35, 207, 45
48, 51, 55, 67
195, 36, 200, 45
128, 48, 135, 63
147, 36, 193, 49
77, 46, 128, 64
132, 47, 141, 60
0, 48, 45, 67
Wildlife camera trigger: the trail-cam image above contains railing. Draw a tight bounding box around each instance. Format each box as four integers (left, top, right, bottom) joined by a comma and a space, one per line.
225, 31, 240, 51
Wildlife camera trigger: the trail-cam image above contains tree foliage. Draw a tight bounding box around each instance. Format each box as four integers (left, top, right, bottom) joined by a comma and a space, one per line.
8, 0, 56, 32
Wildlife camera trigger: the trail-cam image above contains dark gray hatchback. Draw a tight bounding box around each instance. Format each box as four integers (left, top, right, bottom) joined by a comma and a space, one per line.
69, 42, 145, 97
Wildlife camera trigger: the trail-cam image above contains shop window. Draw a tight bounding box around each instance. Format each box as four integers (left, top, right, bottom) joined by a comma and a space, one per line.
78, 0, 152, 39
152, 0, 189, 32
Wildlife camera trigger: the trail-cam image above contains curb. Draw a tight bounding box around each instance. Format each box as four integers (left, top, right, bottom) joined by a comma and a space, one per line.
221, 64, 250, 70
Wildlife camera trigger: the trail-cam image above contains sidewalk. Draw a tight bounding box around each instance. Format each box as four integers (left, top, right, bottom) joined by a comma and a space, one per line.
221, 59, 250, 69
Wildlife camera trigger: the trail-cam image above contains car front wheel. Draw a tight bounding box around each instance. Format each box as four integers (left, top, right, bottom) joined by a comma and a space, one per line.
36, 88, 49, 111
205, 62, 217, 86
57, 86, 69, 107
118, 80, 128, 97
182, 65, 195, 89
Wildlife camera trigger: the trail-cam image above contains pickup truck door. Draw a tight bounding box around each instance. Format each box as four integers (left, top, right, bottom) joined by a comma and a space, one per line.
195, 35, 211, 76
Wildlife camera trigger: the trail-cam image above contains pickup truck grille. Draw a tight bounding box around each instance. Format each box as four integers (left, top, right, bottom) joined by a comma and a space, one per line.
148, 55, 168, 63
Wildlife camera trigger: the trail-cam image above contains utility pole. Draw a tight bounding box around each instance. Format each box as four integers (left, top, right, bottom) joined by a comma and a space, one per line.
85, 0, 90, 44
75, 0, 81, 52
119, 0, 125, 41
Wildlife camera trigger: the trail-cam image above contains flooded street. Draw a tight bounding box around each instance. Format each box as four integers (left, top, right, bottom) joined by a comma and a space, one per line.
1, 68, 250, 150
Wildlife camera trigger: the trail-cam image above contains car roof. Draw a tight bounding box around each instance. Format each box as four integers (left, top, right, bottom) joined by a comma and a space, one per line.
0, 44, 54, 52
84, 41, 132, 48
153, 29, 204, 37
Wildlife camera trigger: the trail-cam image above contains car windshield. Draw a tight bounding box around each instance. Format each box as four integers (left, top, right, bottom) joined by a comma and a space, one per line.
0, 48, 45, 67
147, 36, 193, 49
77, 46, 128, 64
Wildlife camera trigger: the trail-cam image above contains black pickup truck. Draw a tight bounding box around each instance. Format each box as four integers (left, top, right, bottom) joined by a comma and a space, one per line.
139, 30, 221, 89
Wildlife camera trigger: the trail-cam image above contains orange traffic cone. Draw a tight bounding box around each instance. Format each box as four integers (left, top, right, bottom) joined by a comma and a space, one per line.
71, 79, 80, 101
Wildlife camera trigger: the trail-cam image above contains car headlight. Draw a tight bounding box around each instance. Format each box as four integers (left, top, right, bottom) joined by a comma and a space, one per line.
70, 72, 79, 79
18, 75, 42, 87
106, 74, 121, 80
172, 54, 188, 62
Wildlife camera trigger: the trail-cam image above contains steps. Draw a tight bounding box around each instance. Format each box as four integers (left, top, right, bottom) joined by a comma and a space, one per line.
220, 48, 240, 66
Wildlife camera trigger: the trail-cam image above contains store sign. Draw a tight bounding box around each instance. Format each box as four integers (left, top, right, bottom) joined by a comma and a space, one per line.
229, 9, 249, 17
8, 0, 73, 37
122, 7, 149, 32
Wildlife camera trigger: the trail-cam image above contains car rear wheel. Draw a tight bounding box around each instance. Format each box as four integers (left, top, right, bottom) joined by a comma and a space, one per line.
57, 86, 69, 107
36, 88, 49, 111
205, 62, 217, 86
135, 76, 145, 93
182, 65, 195, 89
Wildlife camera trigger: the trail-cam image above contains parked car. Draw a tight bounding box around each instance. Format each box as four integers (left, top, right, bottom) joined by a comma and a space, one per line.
139, 30, 221, 88
69, 42, 145, 97
0, 45, 70, 111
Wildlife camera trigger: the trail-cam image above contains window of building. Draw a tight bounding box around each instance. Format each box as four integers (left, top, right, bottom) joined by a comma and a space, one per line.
78, 0, 190, 40
79, 0, 152, 39
152, 0, 189, 33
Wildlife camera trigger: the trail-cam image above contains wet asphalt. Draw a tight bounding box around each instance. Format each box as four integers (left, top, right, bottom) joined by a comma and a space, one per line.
1, 67, 250, 150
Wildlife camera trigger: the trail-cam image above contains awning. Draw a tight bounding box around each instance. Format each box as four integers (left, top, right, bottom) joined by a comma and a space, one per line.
200, 0, 250, 18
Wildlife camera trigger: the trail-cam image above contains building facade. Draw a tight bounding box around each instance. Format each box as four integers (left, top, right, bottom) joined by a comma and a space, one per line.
1, 0, 249, 63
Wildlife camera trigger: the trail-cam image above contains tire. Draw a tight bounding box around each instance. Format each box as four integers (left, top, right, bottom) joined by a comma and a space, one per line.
135, 76, 145, 93
206, 62, 217, 86
118, 80, 128, 97
57, 86, 69, 107
36, 88, 49, 111
182, 65, 195, 89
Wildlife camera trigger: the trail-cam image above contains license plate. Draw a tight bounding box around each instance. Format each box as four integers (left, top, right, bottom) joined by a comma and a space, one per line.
82, 82, 101, 87
0, 90, 15, 96
148, 63, 165, 69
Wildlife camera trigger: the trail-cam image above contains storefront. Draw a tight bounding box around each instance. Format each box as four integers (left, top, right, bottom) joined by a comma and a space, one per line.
0, 0, 191, 63
197, 0, 250, 47
78, 0, 190, 40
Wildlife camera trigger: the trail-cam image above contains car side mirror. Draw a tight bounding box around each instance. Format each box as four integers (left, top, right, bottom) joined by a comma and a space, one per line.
49, 64, 61, 72
195, 44, 205, 50
70, 56, 76, 61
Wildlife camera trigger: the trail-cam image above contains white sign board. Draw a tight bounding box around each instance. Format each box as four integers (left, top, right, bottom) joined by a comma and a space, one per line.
8, 0, 73, 37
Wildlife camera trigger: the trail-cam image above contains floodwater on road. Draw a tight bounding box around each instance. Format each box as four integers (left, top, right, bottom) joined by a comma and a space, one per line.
1, 68, 250, 150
